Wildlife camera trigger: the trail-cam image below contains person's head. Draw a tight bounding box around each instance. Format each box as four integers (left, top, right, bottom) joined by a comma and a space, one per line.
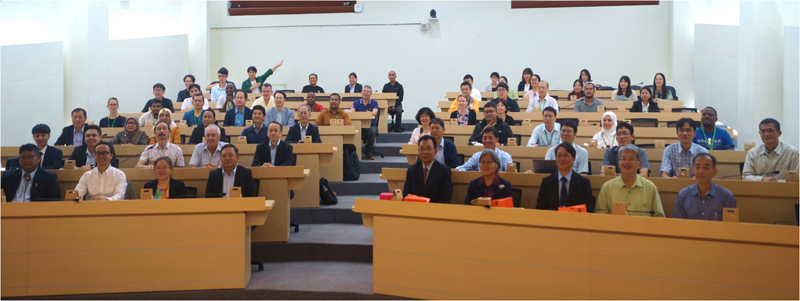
71, 108, 87, 128
192, 94, 204, 109
490, 72, 500, 83
601, 112, 618, 131
262, 83, 273, 99
150, 99, 163, 114
479, 149, 501, 176
153, 83, 165, 98
572, 79, 582, 93
349, 72, 357, 85
32, 124, 51, 148
217, 67, 229, 82
653, 72, 666, 89
188, 83, 202, 98
220, 144, 240, 171
617, 75, 631, 96
521, 68, 533, 83
94, 142, 113, 168
329, 93, 341, 110
538, 80, 549, 98
274, 91, 286, 107
701, 107, 718, 127
429, 118, 446, 140
481, 126, 499, 149
297, 105, 311, 124
252, 105, 266, 125
155, 121, 170, 143
483, 102, 497, 122
530, 74, 541, 90
583, 82, 595, 98
183, 74, 195, 89
416, 107, 435, 126
495, 99, 508, 115
388, 70, 397, 82
361, 85, 373, 99
639, 86, 652, 102
617, 144, 643, 175
84, 125, 102, 149
309, 73, 318, 86
204, 124, 221, 147
692, 153, 718, 184
554, 142, 576, 173
496, 82, 509, 99
122, 118, 138, 134
456, 94, 469, 110
579, 69, 591, 83
202, 109, 216, 127
267, 122, 282, 143
247, 66, 257, 78
225, 82, 236, 95
460, 81, 472, 95
153, 156, 174, 181
758, 118, 782, 146
107, 97, 119, 114
158, 108, 173, 124
463, 74, 474, 86
616, 121, 635, 146
542, 107, 557, 126
675, 118, 697, 143
305, 92, 317, 107
417, 135, 438, 165
234, 89, 247, 109
559, 120, 578, 144
18, 144, 41, 172
499, 76, 508, 85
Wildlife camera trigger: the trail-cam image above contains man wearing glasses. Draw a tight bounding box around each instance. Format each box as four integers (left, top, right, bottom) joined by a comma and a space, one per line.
75, 142, 128, 200
541, 120, 588, 174
661, 118, 708, 178
402, 136, 453, 203
600, 121, 651, 177
742, 118, 799, 181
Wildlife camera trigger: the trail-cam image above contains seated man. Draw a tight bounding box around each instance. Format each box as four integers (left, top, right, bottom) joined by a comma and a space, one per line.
428, 118, 459, 168
383, 70, 405, 132
448, 81, 481, 113
596, 144, 665, 217
188, 109, 228, 144
136, 121, 185, 168
674, 153, 736, 220
535, 143, 595, 212
286, 105, 322, 143
302, 73, 324, 93
601, 121, 651, 177
206, 144, 256, 198
55, 108, 87, 146
75, 142, 127, 200
542, 120, 588, 174
252, 122, 296, 167
661, 118, 708, 178
189, 125, 229, 167
469, 102, 514, 146
241, 60, 282, 93
32, 124, 64, 169
68, 125, 119, 169
693, 107, 734, 150
493, 76, 520, 99
265, 91, 295, 128
463, 74, 483, 103
216, 83, 237, 111
240, 105, 269, 144
742, 118, 799, 181
138, 99, 163, 127
180, 84, 209, 111
457, 127, 513, 172
315, 93, 352, 126
250, 83, 275, 111
345, 72, 363, 93
140, 83, 174, 113
209, 67, 230, 103
403, 135, 453, 203
526, 81, 559, 112
527, 107, 561, 147
223, 90, 253, 127
489, 82, 520, 112
351, 85, 379, 160
305, 92, 325, 112
573, 82, 604, 112
2, 144, 61, 202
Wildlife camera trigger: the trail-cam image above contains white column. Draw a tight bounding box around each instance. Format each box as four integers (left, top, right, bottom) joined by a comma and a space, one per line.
182, 1, 210, 87
737, 1, 755, 149
87, 1, 110, 120
671, 1, 695, 108
782, 27, 799, 148
63, 1, 89, 124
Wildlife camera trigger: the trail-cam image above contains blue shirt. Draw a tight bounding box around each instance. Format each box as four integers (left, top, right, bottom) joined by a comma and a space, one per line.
693, 127, 734, 150
352, 98, 379, 126
241, 123, 269, 144
234, 107, 246, 126
210, 85, 226, 103
673, 183, 736, 221
73, 126, 84, 147
269, 140, 280, 165
660, 142, 708, 177
182, 110, 204, 127
456, 148, 513, 172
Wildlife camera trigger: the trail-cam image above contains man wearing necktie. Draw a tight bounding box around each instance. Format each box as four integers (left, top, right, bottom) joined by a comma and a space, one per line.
535, 143, 596, 212
402, 136, 453, 204
2, 144, 61, 202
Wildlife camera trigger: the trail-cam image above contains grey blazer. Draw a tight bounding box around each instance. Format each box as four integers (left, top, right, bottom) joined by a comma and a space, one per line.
264, 107, 296, 128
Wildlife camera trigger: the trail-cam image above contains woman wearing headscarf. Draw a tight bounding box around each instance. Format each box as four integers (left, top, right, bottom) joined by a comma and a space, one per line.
592, 111, 618, 148
110, 116, 149, 145
148, 108, 181, 145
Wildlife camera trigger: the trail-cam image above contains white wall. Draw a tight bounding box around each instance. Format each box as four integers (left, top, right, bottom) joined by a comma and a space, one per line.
783, 26, 799, 148
209, 1, 672, 118
693, 24, 738, 133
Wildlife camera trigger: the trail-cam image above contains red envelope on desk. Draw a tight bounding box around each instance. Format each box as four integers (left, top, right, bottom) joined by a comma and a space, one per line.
491, 197, 513, 208
379, 192, 394, 200
404, 194, 430, 203
558, 204, 587, 213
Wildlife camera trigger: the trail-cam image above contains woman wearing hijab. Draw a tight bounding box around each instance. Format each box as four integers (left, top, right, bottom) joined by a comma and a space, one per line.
110, 116, 149, 145
592, 112, 618, 148
148, 108, 181, 145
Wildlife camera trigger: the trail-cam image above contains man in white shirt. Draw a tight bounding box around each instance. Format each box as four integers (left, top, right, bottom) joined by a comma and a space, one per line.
527, 107, 561, 147
742, 118, 799, 181
189, 125, 229, 167
180, 84, 209, 111
250, 83, 276, 111
463, 74, 483, 102
138, 99, 163, 127
526, 81, 559, 113
136, 121, 185, 168
75, 142, 127, 200
541, 120, 588, 174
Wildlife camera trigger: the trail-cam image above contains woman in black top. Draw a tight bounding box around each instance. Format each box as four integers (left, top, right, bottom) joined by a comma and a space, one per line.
99, 97, 126, 128
464, 149, 513, 204
495, 99, 516, 126
566, 79, 584, 101
630, 87, 661, 113
143, 157, 187, 199
449, 94, 477, 125
517, 68, 533, 92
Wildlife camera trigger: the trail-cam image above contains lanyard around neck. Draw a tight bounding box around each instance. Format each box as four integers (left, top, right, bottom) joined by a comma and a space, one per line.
701, 128, 717, 150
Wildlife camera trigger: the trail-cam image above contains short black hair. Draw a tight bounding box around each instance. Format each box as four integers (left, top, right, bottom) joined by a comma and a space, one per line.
32, 124, 51, 135
532, 74, 541, 82
329, 93, 341, 101
84, 124, 102, 138
19, 143, 39, 157
95, 141, 113, 152
617, 121, 634, 135
542, 106, 557, 116
418, 135, 436, 147
235, 89, 248, 100
107, 97, 118, 105
496, 82, 509, 91
151, 99, 163, 107
692, 153, 717, 169
463, 74, 473, 81
429, 118, 445, 129
188, 83, 202, 93
221, 143, 239, 155
203, 109, 216, 118
349, 72, 357, 79
483, 102, 497, 111
461, 81, 472, 89
192, 93, 204, 101
555, 142, 576, 159
560, 120, 578, 134
490, 72, 500, 79
309, 73, 318, 79
481, 126, 499, 138
415, 107, 435, 125
274, 91, 287, 99
268, 121, 283, 131
675, 118, 697, 131
153, 156, 174, 169
153, 83, 165, 91
218, 67, 229, 75
252, 105, 266, 115
184, 74, 196, 83
72, 108, 87, 119
495, 98, 508, 111
759, 118, 781, 131
247, 66, 257, 73
703, 106, 718, 116
499, 75, 508, 83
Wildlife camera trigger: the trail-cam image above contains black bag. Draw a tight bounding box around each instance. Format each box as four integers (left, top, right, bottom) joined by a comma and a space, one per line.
343, 144, 361, 181
319, 177, 338, 205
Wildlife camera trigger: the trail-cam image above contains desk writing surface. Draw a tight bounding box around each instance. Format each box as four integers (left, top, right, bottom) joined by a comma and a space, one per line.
434, 111, 702, 124
438, 99, 686, 111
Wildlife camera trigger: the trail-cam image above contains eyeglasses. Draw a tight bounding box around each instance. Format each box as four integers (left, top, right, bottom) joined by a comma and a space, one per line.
479, 161, 495, 165
418, 147, 435, 152
561, 130, 574, 135
759, 129, 777, 135
617, 131, 631, 136
96, 151, 112, 157
678, 129, 694, 134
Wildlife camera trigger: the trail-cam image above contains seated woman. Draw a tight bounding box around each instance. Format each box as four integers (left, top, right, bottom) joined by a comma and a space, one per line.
100, 97, 126, 128
517, 68, 533, 92
652, 72, 676, 101
111, 117, 149, 145
464, 149, 513, 204
592, 112, 618, 148
522, 74, 541, 101
631, 87, 660, 113
182, 94, 206, 127
495, 99, 516, 126
449, 94, 477, 126
188, 109, 228, 144
408, 107, 434, 145
149, 109, 180, 145
610, 75, 638, 101
143, 157, 187, 199
566, 79, 584, 101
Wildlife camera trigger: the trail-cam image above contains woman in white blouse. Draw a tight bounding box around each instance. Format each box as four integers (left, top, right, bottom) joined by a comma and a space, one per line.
408, 107, 435, 145
592, 111, 618, 148
610, 75, 638, 101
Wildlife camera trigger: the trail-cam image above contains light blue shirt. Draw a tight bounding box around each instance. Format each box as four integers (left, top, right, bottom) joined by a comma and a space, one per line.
12, 169, 38, 202
85, 148, 96, 167
269, 140, 280, 166
234, 107, 245, 126
527, 123, 561, 147
73, 126, 84, 146
210, 85, 226, 103
545, 143, 589, 174
557, 170, 573, 200
660, 142, 708, 177
673, 183, 737, 221
265, 107, 295, 128
456, 148, 513, 172
222, 166, 237, 198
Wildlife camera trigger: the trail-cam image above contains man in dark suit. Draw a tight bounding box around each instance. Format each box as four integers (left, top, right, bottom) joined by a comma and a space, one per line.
55, 108, 88, 146
536, 143, 596, 212
223, 90, 253, 127
206, 144, 256, 198
403, 136, 453, 203
252, 122, 296, 167
32, 124, 63, 169
428, 118, 459, 168
285, 105, 322, 143
2, 144, 61, 202
345, 72, 363, 93
68, 125, 119, 169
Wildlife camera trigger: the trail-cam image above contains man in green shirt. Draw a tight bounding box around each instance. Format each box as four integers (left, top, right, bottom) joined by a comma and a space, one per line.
241, 59, 283, 93
596, 144, 665, 217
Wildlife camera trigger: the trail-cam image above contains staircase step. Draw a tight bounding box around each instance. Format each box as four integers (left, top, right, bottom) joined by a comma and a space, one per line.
253, 224, 373, 263
292, 196, 370, 224
329, 174, 389, 196
376, 132, 410, 143
247, 261, 388, 297
373, 143, 404, 157
360, 156, 409, 173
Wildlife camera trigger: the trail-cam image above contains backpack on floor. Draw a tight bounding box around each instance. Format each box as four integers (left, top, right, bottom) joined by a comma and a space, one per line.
320, 177, 338, 205
343, 144, 361, 181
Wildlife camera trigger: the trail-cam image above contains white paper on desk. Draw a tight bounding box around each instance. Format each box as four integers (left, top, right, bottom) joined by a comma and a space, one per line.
471, 142, 483, 146
344, 109, 352, 112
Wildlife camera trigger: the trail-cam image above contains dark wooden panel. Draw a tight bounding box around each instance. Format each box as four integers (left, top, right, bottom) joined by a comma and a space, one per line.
228, 6, 355, 16
511, 1, 659, 9
230, 1, 355, 9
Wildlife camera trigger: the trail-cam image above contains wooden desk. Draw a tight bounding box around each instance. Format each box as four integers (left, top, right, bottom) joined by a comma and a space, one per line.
434, 111, 703, 126
437, 99, 686, 112
1, 197, 273, 297
380, 168, 800, 224
49, 167, 306, 243
353, 198, 798, 299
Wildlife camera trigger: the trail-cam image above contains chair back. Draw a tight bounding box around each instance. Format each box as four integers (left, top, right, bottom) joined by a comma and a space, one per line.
125, 180, 137, 199
511, 188, 522, 208
629, 118, 658, 128
184, 187, 198, 198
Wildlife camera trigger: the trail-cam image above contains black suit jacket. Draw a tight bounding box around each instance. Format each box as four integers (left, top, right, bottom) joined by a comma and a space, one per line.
536, 171, 596, 212
252, 140, 295, 167
223, 107, 253, 127
54, 124, 87, 146
68, 144, 119, 168
188, 125, 228, 144
403, 160, 453, 204
464, 176, 513, 204
2, 167, 61, 201
205, 165, 256, 198
41, 145, 64, 169
630, 100, 661, 113
344, 83, 363, 93
143, 178, 188, 199
285, 123, 322, 143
